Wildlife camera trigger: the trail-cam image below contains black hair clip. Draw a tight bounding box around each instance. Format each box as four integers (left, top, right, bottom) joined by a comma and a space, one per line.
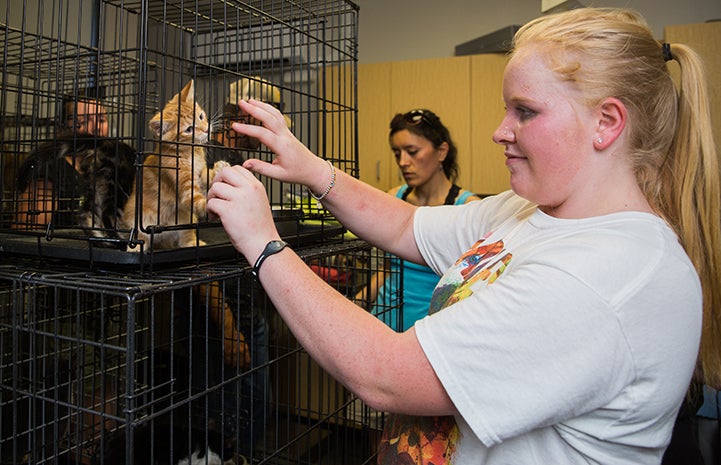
662, 43, 673, 62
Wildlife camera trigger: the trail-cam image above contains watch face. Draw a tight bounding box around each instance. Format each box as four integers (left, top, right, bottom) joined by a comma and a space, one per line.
268, 240, 286, 252
253, 240, 288, 278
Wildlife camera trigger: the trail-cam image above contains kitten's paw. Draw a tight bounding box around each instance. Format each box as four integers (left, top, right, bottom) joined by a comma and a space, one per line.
213, 160, 231, 171
195, 199, 208, 215
209, 160, 231, 181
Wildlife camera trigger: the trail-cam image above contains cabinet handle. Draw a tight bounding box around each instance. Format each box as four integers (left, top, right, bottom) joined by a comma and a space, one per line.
376, 160, 380, 182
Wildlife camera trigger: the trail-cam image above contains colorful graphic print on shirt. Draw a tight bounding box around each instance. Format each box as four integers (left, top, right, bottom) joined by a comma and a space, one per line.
377, 414, 460, 465
377, 236, 512, 465
429, 237, 511, 315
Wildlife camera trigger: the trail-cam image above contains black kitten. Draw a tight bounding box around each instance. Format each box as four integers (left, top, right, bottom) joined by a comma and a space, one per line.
16, 133, 136, 241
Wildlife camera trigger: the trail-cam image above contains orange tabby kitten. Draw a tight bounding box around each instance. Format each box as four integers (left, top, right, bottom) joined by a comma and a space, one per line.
119, 80, 246, 367
121, 79, 227, 250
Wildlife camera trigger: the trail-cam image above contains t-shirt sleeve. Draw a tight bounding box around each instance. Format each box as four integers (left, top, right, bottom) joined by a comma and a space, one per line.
413, 191, 527, 275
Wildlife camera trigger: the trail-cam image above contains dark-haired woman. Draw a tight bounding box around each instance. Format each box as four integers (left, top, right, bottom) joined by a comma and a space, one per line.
368, 109, 480, 331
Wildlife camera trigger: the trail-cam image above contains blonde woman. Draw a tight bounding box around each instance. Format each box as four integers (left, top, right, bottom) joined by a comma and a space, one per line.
209, 8, 721, 464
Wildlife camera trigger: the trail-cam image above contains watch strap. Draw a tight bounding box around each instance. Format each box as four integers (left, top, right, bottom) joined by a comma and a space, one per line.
252, 240, 288, 279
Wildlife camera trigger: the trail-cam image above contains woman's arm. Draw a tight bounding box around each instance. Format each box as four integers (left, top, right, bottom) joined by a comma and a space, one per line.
229, 99, 424, 265
206, 124, 455, 417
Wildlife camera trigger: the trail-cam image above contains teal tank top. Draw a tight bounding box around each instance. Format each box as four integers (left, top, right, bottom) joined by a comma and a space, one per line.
372, 184, 475, 331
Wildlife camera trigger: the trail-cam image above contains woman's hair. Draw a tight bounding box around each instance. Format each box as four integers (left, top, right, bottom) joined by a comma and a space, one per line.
389, 109, 460, 182
513, 8, 721, 388
221, 102, 242, 129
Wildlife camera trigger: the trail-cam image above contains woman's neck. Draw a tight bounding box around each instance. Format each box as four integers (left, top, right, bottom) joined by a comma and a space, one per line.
407, 173, 453, 206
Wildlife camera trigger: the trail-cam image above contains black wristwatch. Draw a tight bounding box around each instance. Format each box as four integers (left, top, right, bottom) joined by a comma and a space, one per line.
252, 239, 288, 279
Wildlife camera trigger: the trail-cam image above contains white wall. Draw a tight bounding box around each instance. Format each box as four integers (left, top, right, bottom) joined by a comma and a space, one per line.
354, 0, 721, 63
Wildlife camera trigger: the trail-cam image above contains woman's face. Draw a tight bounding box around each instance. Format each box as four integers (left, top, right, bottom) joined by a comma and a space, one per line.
492, 46, 598, 213
67, 100, 109, 137
390, 129, 448, 187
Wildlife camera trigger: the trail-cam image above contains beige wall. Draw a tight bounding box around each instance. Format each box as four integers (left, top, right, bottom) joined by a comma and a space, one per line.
353, 0, 721, 64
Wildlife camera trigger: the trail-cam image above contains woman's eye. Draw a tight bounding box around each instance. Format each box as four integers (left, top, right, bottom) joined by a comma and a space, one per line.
517, 107, 536, 120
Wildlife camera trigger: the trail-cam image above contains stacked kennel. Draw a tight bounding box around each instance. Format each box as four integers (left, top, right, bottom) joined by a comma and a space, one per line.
0, 0, 359, 258
0, 241, 401, 464
0, 1, 404, 464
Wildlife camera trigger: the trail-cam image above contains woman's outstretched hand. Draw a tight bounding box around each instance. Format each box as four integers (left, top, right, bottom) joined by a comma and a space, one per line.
207, 98, 334, 262
231, 99, 328, 193
206, 164, 280, 263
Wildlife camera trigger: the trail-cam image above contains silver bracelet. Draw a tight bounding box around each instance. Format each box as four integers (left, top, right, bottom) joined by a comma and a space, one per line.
309, 160, 336, 201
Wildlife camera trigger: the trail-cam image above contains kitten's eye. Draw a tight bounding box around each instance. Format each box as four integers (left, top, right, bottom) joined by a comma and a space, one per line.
199, 112, 206, 121
184, 126, 193, 133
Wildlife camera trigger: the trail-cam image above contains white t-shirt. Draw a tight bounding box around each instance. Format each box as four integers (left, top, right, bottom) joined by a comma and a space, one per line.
404, 191, 701, 464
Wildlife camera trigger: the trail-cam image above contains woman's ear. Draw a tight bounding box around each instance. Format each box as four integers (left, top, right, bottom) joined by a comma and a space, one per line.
437, 141, 449, 162
594, 97, 627, 150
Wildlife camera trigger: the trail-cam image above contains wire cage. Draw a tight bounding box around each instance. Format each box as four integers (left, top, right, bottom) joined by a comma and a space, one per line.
0, 0, 358, 265
0, 240, 402, 465
0, 4, 397, 464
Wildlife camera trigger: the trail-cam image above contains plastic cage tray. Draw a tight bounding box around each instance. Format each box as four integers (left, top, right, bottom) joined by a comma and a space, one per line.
0, 213, 345, 266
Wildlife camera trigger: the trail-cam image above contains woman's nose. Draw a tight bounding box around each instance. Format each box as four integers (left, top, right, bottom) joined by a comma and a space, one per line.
492, 122, 515, 145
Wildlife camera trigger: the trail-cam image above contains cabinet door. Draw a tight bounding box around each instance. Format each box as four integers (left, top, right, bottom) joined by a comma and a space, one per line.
359, 55, 510, 195
390, 56, 473, 190
358, 62, 393, 188
470, 54, 510, 196
665, 22, 721, 157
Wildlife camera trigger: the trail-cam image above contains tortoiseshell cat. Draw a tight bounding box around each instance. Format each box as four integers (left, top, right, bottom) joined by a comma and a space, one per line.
14, 133, 136, 240
120, 79, 229, 250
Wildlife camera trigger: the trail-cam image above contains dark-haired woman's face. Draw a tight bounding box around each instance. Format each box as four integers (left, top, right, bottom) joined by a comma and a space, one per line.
66, 100, 109, 137
390, 129, 448, 187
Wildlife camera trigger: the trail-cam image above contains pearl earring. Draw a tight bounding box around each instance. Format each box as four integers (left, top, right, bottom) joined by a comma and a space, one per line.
597, 137, 603, 144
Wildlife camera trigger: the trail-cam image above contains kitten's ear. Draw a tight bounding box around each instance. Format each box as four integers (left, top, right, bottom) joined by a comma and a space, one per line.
149, 117, 168, 138
180, 80, 195, 105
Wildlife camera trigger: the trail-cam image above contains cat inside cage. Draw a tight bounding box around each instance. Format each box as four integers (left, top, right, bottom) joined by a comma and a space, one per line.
7, 76, 292, 252
0, 0, 356, 255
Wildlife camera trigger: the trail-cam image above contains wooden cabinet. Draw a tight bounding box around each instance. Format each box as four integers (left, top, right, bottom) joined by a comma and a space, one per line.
357, 62, 393, 189
358, 54, 510, 195
469, 54, 510, 196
